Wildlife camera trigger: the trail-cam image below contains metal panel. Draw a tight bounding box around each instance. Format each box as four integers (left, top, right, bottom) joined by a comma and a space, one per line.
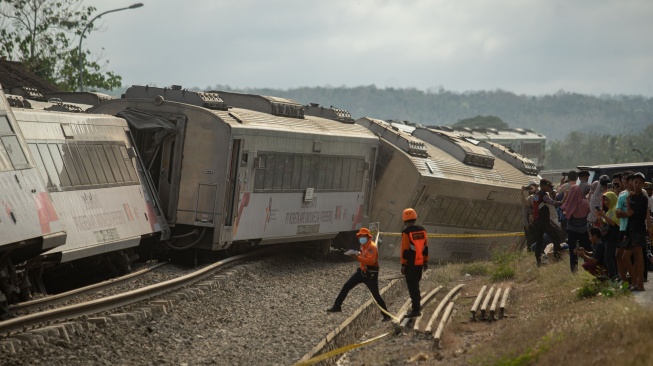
195, 184, 217, 224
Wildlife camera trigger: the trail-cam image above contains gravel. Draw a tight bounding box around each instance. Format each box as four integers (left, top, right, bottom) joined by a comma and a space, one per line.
2, 252, 402, 365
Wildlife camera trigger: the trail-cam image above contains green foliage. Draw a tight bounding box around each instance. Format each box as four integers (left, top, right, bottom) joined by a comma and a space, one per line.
0, 0, 122, 91
452, 115, 509, 129
210, 85, 653, 146
460, 262, 490, 276
544, 125, 653, 169
492, 334, 562, 366
576, 277, 630, 300
490, 250, 518, 282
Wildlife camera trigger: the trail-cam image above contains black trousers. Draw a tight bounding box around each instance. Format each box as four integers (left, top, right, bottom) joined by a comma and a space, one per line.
333, 268, 388, 314
534, 219, 562, 265
404, 265, 423, 312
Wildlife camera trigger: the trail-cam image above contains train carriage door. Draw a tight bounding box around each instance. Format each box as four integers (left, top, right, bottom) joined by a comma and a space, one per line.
157, 116, 186, 223
224, 139, 241, 227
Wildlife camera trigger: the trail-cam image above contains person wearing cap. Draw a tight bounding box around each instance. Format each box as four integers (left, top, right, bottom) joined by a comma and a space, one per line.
327, 227, 390, 320
400, 208, 429, 318
532, 179, 564, 266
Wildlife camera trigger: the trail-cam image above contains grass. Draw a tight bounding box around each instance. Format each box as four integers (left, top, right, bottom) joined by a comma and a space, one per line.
343, 250, 653, 366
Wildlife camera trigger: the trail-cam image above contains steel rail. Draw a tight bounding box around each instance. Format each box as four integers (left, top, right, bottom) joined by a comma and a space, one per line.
0, 248, 276, 335
10, 262, 169, 314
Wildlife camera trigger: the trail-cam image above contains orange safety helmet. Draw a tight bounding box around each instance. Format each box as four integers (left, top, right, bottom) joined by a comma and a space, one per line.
402, 208, 417, 221
356, 228, 372, 237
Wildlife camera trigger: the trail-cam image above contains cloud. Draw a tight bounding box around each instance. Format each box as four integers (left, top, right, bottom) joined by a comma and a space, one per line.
85, 0, 653, 96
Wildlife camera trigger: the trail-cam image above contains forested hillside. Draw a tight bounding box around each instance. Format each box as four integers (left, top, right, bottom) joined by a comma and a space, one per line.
106, 85, 653, 169
210, 85, 653, 143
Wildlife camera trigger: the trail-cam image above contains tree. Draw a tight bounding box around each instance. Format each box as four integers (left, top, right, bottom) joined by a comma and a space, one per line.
0, 0, 122, 91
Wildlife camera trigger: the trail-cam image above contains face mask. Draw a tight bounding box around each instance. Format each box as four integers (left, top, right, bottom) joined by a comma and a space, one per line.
359, 237, 368, 244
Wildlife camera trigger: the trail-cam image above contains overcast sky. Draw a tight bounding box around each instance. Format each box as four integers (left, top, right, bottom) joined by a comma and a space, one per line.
83, 0, 653, 97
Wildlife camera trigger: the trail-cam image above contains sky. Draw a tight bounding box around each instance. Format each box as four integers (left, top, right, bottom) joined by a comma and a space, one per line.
83, 0, 653, 97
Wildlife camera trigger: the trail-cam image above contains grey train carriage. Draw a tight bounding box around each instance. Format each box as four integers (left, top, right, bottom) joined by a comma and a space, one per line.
90, 86, 379, 254
8, 91, 166, 276
0, 88, 66, 308
356, 117, 538, 260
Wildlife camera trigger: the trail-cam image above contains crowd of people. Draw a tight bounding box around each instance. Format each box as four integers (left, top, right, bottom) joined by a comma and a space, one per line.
522, 170, 653, 291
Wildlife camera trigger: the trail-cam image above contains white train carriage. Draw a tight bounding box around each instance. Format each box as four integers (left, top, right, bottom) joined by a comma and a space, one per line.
357, 118, 536, 261
0, 90, 66, 307
90, 86, 379, 253
9, 96, 165, 270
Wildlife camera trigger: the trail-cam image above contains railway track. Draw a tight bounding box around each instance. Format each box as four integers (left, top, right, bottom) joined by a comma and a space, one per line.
0, 247, 279, 336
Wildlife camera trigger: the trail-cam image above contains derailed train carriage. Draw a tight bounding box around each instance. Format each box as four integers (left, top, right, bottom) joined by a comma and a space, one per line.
355, 118, 538, 260
90, 86, 379, 254
6, 90, 166, 282
0, 87, 66, 308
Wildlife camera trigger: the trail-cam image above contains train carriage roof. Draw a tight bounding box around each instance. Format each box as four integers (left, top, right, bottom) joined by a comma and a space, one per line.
360, 117, 532, 188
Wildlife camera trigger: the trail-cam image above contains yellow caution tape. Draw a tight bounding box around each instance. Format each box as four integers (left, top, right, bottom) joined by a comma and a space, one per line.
293, 331, 392, 366
378, 231, 524, 238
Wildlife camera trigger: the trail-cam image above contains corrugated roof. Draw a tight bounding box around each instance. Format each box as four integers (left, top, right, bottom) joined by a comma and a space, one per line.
214, 107, 376, 139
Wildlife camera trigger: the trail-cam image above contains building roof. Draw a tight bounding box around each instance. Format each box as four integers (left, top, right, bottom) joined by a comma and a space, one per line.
0, 59, 61, 94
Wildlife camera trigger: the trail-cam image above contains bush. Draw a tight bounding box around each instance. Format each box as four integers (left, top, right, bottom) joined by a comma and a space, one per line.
577, 277, 630, 300
490, 250, 518, 282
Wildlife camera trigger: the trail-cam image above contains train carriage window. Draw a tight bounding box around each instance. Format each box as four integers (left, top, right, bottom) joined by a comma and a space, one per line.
0, 115, 12, 134
340, 159, 351, 190
493, 204, 511, 230
76, 145, 100, 185
348, 158, 358, 190
0, 139, 13, 172
333, 158, 342, 190
483, 201, 507, 229
264, 154, 276, 190
119, 146, 139, 182
111, 145, 132, 182
47, 144, 73, 187
254, 154, 266, 190
1, 135, 29, 169
86, 145, 108, 184
291, 155, 302, 190
441, 197, 460, 225
355, 159, 365, 190
454, 200, 475, 227
28, 144, 52, 187
273, 154, 285, 190
103, 145, 125, 182
57, 144, 81, 186
446, 197, 467, 226
432, 196, 449, 224
325, 157, 335, 190
65, 144, 90, 186
300, 155, 311, 189
316, 157, 327, 190
505, 206, 523, 230
309, 156, 320, 188
282, 155, 294, 190
93, 145, 116, 183
36, 143, 62, 188
473, 202, 492, 228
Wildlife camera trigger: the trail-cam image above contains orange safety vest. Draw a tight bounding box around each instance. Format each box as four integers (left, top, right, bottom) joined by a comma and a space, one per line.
357, 240, 379, 273
401, 225, 429, 266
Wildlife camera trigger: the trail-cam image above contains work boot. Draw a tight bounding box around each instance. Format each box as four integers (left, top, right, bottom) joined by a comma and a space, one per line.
405, 310, 421, 318
326, 306, 342, 313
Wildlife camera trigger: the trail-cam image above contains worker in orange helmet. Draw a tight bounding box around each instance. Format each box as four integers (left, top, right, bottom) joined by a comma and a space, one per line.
327, 227, 391, 321
401, 208, 429, 318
